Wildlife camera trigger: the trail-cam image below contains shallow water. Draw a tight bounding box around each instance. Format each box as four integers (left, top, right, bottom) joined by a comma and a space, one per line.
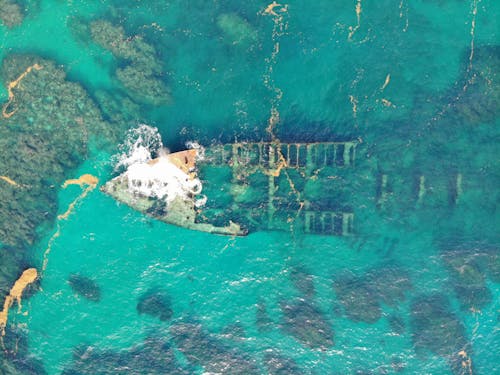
0, 0, 499, 374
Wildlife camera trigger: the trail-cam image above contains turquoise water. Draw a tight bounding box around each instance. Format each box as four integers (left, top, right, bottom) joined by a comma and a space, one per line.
1, 0, 499, 374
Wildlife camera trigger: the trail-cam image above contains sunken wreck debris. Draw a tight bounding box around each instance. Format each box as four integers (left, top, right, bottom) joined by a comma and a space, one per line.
102, 138, 358, 236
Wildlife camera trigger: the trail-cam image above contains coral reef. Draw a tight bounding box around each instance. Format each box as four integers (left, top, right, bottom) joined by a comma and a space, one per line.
62, 335, 189, 375
136, 288, 173, 321
68, 274, 101, 303
410, 294, 473, 375
279, 298, 334, 349
0, 0, 24, 28
0, 54, 111, 248
90, 20, 171, 106
170, 321, 259, 374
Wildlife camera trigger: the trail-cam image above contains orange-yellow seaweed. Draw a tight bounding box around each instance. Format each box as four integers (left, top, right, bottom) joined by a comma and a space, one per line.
43, 174, 98, 270
0, 176, 19, 186
2, 64, 43, 119
264, 1, 287, 17
0, 268, 38, 336
58, 174, 99, 220
381, 74, 391, 90
62, 174, 98, 188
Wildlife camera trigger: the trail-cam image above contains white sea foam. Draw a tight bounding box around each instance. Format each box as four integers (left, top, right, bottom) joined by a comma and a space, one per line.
114, 124, 164, 172
114, 125, 205, 208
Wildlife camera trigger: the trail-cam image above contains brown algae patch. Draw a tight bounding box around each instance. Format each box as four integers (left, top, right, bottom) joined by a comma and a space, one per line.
0, 268, 38, 336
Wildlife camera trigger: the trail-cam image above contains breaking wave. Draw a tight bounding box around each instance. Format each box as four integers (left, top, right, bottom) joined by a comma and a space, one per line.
112, 124, 206, 207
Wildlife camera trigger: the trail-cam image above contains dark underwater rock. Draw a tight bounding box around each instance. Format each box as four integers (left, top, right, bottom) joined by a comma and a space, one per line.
368, 267, 412, 307
333, 274, 381, 324
290, 266, 315, 297
90, 20, 171, 106
170, 322, 259, 375
264, 350, 304, 375
280, 298, 334, 350
333, 267, 411, 324
256, 300, 273, 332
0, 54, 112, 248
410, 294, 473, 375
441, 248, 493, 310
388, 314, 405, 335
63, 335, 189, 375
221, 322, 246, 341
446, 45, 500, 125
0, 0, 24, 28
68, 274, 101, 302
1, 325, 47, 375
136, 288, 173, 321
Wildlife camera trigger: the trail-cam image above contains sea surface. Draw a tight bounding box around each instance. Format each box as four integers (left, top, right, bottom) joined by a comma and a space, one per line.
0, 0, 499, 374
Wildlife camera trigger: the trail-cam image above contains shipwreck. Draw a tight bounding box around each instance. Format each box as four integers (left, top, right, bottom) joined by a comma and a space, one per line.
101, 140, 358, 236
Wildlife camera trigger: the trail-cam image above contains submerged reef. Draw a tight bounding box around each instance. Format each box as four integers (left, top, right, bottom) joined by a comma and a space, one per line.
67, 274, 101, 303
289, 266, 315, 297
441, 242, 499, 310
279, 298, 334, 350
63, 335, 190, 375
264, 350, 304, 375
410, 294, 473, 375
90, 20, 171, 106
1, 325, 46, 375
255, 299, 273, 332
136, 288, 173, 321
333, 273, 380, 324
0, 54, 111, 247
333, 267, 411, 324
216, 13, 259, 47
170, 322, 259, 375
0, 0, 23, 28
446, 45, 500, 125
